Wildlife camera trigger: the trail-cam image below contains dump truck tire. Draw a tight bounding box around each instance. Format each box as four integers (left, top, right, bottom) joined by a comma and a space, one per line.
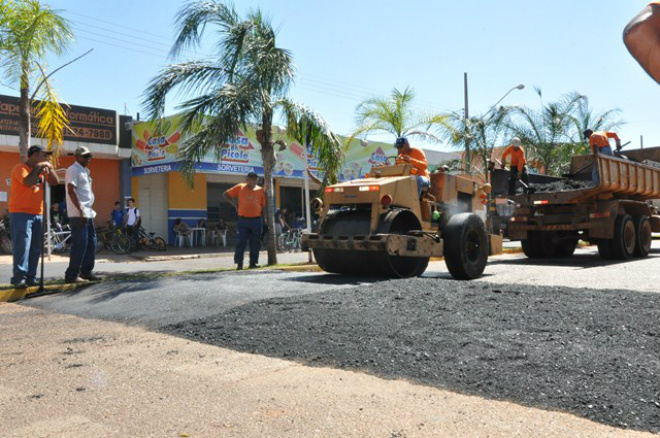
521, 231, 558, 259
597, 239, 615, 259
633, 215, 652, 258
521, 238, 539, 258
555, 239, 578, 257
612, 214, 636, 260
443, 213, 488, 280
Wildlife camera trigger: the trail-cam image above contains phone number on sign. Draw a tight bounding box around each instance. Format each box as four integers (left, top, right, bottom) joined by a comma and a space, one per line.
70, 127, 114, 140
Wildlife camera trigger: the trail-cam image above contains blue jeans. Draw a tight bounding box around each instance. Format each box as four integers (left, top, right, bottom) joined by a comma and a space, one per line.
234, 217, 262, 266
592, 146, 612, 185
65, 217, 97, 281
417, 176, 430, 197
9, 213, 42, 285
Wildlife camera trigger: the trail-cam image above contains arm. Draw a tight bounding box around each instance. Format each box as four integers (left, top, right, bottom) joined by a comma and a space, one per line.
606, 132, 622, 148
67, 183, 84, 217
223, 190, 238, 211
501, 147, 511, 165
624, 2, 660, 84
22, 162, 52, 187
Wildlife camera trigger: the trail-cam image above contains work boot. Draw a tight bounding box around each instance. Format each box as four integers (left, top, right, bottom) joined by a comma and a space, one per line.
65, 277, 90, 284
236, 263, 243, 270
80, 273, 102, 282
248, 263, 260, 269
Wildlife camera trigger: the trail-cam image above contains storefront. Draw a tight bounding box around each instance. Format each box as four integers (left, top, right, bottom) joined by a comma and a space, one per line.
130, 114, 459, 244
0, 94, 132, 225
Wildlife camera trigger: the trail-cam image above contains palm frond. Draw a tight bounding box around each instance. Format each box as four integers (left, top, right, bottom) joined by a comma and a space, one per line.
277, 98, 342, 185
34, 80, 70, 160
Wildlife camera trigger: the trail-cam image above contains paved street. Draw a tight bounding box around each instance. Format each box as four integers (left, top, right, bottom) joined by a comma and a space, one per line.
1, 240, 659, 438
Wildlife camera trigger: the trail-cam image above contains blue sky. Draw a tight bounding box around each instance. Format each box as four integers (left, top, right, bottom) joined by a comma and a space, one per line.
4, 0, 659, 151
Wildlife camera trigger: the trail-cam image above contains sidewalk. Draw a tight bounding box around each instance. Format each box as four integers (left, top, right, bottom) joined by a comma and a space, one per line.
0, 247, 313, 300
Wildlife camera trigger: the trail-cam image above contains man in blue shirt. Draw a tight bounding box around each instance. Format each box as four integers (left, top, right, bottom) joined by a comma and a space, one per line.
110, 201, 124, 228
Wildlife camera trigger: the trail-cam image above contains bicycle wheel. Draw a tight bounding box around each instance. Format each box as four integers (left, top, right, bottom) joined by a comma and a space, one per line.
1, 233, 12, 254
111, 234, 132, 255
153, 237, 167, 251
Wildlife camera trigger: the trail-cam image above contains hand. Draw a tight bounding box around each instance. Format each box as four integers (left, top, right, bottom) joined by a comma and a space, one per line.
401, 154, 411, 162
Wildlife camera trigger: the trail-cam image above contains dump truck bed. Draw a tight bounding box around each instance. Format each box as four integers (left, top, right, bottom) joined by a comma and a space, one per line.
522, 153, 660, 204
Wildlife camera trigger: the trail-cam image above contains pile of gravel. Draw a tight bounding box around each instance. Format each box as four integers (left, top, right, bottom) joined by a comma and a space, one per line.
530, 179, 595, 193
165, 278, 660, 434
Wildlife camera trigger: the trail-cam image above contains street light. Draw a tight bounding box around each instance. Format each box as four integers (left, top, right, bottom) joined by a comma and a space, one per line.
463, 74, 524, 171
484, 84, 525, 118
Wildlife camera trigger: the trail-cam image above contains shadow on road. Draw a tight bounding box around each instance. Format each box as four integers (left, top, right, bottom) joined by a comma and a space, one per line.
488, 252, 656, 269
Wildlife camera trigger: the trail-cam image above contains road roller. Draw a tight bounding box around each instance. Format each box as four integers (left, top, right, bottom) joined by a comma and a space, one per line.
301, 162, 502, 279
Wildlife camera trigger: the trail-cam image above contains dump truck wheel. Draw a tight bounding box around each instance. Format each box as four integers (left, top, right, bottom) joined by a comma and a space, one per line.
533, 231, 558, 258
597, 240, 615, 259
612, 214, 636, 260
521, 238, 539, 258
443, 213, 488, 280
633, 215, 652, 258
555, 239, 578, 257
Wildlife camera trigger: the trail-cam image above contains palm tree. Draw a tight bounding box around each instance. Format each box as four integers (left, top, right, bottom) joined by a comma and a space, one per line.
569, 96, 624, 154
0, 0, 73, 161
436, 107, 512, 178
507, 89, 586, 176
346, 86, 446, 147
143, 1, 343, 265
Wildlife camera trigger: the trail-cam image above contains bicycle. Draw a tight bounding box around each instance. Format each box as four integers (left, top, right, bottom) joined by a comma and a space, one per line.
0, 219, 12, 254
45, 225, 72, 254
134, 226, 167, 251
277, 228, 303, 252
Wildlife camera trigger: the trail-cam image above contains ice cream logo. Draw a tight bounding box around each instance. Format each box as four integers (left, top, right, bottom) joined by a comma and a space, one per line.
305, 143, 320, 169
136, 130, 181, 162
367, 147, 388, 166
220, 131, 255, 163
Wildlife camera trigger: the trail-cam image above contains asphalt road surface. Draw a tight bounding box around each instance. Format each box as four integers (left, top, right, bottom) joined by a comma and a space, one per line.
21, 241, 660, 434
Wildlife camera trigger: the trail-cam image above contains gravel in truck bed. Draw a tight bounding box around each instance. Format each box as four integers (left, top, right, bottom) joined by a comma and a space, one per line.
529, 179, 595, 193
164, 278, 660, 434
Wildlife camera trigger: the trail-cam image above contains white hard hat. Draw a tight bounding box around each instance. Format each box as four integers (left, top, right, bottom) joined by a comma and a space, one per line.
511, 137, 522, 147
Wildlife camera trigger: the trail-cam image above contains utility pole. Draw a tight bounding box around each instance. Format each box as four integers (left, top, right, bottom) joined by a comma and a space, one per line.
464, 72, 470, 171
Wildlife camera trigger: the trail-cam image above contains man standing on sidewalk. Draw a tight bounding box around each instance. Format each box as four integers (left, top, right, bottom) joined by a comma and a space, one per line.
224, 171, 266, 270
8, 145, 59, 288
64, 146, 100, 284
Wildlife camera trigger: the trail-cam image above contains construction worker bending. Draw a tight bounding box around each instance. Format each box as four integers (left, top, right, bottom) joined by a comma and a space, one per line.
501, 137, 529, 196
394, 137, 430, 197
583, 129, 621, 184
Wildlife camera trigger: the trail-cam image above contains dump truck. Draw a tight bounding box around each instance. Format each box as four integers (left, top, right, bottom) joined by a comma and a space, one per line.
507, 151, 660, 259
301, 162, 502, 279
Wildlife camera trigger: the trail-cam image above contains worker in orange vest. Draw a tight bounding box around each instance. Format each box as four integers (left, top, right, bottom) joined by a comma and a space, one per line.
583, 129, 621, 184
394, 137, 430, 197
501, 137, 529, 196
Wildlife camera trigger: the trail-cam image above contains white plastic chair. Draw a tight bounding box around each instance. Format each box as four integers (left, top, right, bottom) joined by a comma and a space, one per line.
175, 231, 192, 247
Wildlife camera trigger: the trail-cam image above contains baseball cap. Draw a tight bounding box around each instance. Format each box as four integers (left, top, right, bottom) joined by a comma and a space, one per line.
247, 171, 258, 178
395, 137, 408, 148
74, 146, 92, 157
27, 145, 53, 156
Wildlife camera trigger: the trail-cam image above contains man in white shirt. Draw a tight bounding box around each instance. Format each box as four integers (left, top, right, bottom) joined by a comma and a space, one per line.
64, 146, 100, 283
124, 198, 140, 245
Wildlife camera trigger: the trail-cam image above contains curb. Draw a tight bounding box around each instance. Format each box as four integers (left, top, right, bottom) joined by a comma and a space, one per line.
0, 282, 93, 303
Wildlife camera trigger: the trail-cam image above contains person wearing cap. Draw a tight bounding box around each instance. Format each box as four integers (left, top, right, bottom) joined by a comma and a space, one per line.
500, 137, 529, 196
394, 137, 430, 197
223, 171, 266, 270
64, 146, 100, 283
583, 129, 620, 184
8, 145, 60, 288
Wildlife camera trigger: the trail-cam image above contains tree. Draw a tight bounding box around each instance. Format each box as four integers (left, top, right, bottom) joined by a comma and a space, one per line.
0, 0, 73, 161
507, 89, 586, 176
347, 86, 446, 147
143, 1, 343, 266
436, 107, 512, 179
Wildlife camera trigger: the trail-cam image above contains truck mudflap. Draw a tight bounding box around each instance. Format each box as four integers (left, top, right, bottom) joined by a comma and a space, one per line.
301, 233, 443, 258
